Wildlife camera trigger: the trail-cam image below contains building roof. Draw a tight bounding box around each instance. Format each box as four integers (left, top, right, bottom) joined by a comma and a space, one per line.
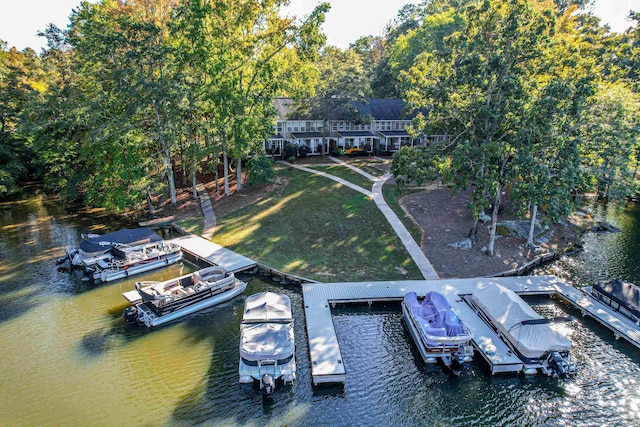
273, 97, 417, 121
378, 130, 412, 137
269, 133, 284, 140
336, 131, 375, 138
350, 99, 410, 121
290, 132, 323, 139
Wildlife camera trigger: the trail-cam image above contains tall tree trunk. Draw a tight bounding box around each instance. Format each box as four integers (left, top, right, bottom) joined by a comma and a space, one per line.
145, 189, 156, 218
527, 202, 538, 247
191, 165, 198, 200
236, 158, 242, 192
163, 141, 177, 205
468, 219, 479, 242
223, 141, 230, 196
487, 184, 503, 256
215, 164, 220, 196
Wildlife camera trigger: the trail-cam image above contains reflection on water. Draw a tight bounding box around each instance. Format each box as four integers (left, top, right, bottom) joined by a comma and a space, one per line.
0, 193, 639, 426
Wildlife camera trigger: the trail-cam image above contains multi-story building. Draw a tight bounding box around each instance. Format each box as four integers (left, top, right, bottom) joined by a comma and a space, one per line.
265, 98, 440, 157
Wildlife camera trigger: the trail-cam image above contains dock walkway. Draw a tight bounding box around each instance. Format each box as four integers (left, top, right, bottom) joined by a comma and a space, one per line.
170, 234, 256, 273
196, 182, 217, 239
303, 275, 640, 385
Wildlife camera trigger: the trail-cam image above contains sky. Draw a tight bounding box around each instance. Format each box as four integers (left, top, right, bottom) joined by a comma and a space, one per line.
0, 0, 639, 52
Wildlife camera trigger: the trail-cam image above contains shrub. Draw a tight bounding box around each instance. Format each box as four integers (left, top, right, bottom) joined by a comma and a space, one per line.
284, 143, 297, 159
247, 154, 275, 186
298, 145, 310, 157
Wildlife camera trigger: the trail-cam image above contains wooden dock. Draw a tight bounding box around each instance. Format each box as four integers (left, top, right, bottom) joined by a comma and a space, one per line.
170, 235, 257, 273
302, 275, 640, 385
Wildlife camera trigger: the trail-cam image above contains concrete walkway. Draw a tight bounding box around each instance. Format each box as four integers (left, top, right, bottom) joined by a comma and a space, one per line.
281, 160, 439, 280
372, 173, 439, 279
196, 182, 216, 239
328, 156, 378, 181
277, 161, 373, 197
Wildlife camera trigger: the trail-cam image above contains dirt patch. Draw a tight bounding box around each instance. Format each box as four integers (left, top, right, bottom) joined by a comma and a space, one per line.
146, 186, 201, 222
401, 187, 583, 279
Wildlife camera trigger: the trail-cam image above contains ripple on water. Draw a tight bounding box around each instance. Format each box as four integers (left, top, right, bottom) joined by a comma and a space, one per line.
2, 195, 640, 426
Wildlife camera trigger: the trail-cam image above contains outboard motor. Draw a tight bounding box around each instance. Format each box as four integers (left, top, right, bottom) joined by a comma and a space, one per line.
260, 374, 275, 398
450, 353, 464, 376
547, 351, 567, 377
123, 306, 138, 323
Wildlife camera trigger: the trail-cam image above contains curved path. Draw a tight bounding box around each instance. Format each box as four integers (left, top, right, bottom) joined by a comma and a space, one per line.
279, 159, 439, 280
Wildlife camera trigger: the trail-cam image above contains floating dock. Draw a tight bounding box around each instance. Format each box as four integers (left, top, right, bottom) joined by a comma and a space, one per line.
302, 275, 640, 385
169, 235, 256, 273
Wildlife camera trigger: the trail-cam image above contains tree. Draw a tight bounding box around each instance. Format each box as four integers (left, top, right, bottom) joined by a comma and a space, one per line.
372, 0, 470, 98
68, 0, 183, 210
580, 82, 640, 199
173, 0, 329, 195
24, 25, 89, 201
403, 0, 561, 255
0, 42, 41, 197
508, 8, 597, 247
295, 45, 371, 155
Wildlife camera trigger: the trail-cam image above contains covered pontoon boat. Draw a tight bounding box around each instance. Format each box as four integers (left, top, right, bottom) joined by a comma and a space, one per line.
469, 284, 577, 377
83, 240, 182, 283
239, 292, 296, 397
402, 291, 474, 374
586, 279, 640, 325
122, 266, 246, 327
59, 228, 163, 267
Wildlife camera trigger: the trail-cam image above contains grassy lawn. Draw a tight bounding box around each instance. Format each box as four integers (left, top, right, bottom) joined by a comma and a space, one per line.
175, 216, 204, 236
345, 158, 390, 178
309, 165, 374, 191
212, 167, 422, 282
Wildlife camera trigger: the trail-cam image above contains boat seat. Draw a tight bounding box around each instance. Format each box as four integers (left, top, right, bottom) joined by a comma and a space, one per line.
176, 288, 188, 297
423, 326, 447, 337
418, 304, 438, 322
405, 292, 422, 315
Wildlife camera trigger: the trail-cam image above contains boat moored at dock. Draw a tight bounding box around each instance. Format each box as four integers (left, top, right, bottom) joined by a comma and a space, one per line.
239, 292, 296, 398
402, 291, 473, 374
83, 240, 182, 283
122, 266, 247, 327
469, 283, 577, 377
584, 279, 640, 326
58, 227, 164, 267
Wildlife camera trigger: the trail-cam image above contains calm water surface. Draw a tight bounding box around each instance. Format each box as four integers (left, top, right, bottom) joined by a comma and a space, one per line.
1, 193, 639, 426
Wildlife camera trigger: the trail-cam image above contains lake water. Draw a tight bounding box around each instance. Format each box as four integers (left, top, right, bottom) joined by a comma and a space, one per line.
0, 192, 639, 426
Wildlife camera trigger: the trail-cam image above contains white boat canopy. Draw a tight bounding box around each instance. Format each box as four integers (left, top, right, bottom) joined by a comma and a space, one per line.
472, 284, 571, 359
240, 323, 295, 362
242, 292, 292, 323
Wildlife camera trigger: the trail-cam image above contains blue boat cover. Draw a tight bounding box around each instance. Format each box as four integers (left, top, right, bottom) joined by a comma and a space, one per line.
405, 291, 466, 342
79, 228, 162, 253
